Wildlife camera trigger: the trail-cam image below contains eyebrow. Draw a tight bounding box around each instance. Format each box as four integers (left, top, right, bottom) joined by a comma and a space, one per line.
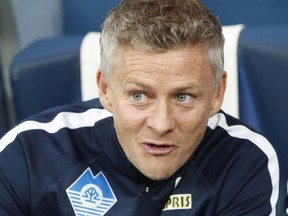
124, 77, 203, 93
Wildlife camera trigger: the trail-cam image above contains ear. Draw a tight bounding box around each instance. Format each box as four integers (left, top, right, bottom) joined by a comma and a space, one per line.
210, 71, 227, 116
96, 68, 113, 112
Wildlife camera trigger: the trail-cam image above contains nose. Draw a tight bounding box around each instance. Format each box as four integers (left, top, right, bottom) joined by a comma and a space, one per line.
146, 100, 175, 135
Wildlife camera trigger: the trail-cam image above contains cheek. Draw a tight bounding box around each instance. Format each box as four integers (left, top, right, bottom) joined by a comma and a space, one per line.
178, 106, 209, 126
178, 110, 209, 140
114, 98, 147, 120
112, 103, 146, 135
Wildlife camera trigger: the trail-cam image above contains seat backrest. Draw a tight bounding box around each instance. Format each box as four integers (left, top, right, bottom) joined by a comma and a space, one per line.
10, 36, 84, 123
62, 0, 121, 35
9, 0, 122, 123
202, 0, 288, 26
238, 26, 288, 216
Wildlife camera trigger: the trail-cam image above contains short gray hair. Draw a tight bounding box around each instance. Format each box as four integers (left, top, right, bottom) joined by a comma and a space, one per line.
100, 0, 224, 83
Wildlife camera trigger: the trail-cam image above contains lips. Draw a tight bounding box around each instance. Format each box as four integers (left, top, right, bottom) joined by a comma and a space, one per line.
142, 142, 177, 156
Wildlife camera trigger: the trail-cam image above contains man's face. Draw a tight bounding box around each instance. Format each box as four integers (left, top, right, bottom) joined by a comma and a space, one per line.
98, 45, 226, 180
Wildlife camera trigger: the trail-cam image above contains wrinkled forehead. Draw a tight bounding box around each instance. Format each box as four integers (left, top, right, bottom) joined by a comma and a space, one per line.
114, 44, 210, 70
113, 45, 213, 82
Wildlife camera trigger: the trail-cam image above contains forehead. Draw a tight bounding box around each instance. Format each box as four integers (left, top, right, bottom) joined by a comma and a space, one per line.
114, 45, 213, 79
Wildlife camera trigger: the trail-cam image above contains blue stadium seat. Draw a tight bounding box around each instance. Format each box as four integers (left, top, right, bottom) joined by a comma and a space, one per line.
10, 0, 120, 122
238, 26, 288, 216
10, 36, 83, 122
202, 0, 288, 27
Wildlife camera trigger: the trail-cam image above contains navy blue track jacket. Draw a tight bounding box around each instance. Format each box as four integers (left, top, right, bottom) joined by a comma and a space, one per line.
0, 99, 279, 215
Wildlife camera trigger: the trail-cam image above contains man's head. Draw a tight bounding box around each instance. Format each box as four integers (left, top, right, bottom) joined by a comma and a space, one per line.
100, 0, 224, 83
97, 0, 227, 180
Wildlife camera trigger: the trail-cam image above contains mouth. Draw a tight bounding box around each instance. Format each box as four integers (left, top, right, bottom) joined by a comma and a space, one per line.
142, 142, 177, 156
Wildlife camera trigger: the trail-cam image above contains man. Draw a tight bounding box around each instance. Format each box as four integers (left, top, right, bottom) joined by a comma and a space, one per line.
0, 0, 279, 215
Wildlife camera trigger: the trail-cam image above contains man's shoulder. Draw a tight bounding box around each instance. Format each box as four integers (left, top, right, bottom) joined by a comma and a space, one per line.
206, 111, 276, 159
199, 110, 278, 184
208, 111, 271, 145
0, 98, 112, 152
27, 98, 105, 122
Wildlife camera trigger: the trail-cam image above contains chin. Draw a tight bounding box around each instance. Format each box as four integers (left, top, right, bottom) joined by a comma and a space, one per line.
139, 166, 178, 181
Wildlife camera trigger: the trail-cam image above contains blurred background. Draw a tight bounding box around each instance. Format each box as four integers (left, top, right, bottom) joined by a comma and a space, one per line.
0, 0, 287, 215
0, 0, 120, 132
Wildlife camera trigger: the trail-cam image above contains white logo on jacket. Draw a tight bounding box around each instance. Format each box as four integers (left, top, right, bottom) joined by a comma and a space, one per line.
66, 168, 117, 216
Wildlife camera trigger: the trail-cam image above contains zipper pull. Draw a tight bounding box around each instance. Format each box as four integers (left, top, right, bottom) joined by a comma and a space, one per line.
144, 186, 150, 195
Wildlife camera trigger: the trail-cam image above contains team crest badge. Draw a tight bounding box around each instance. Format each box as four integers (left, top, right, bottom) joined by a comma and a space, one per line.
66, 168, 117, 216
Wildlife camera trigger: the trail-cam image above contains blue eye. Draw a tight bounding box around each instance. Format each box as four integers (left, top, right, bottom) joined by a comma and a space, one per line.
132, 92, 143, 101
177, 94, 187, 102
